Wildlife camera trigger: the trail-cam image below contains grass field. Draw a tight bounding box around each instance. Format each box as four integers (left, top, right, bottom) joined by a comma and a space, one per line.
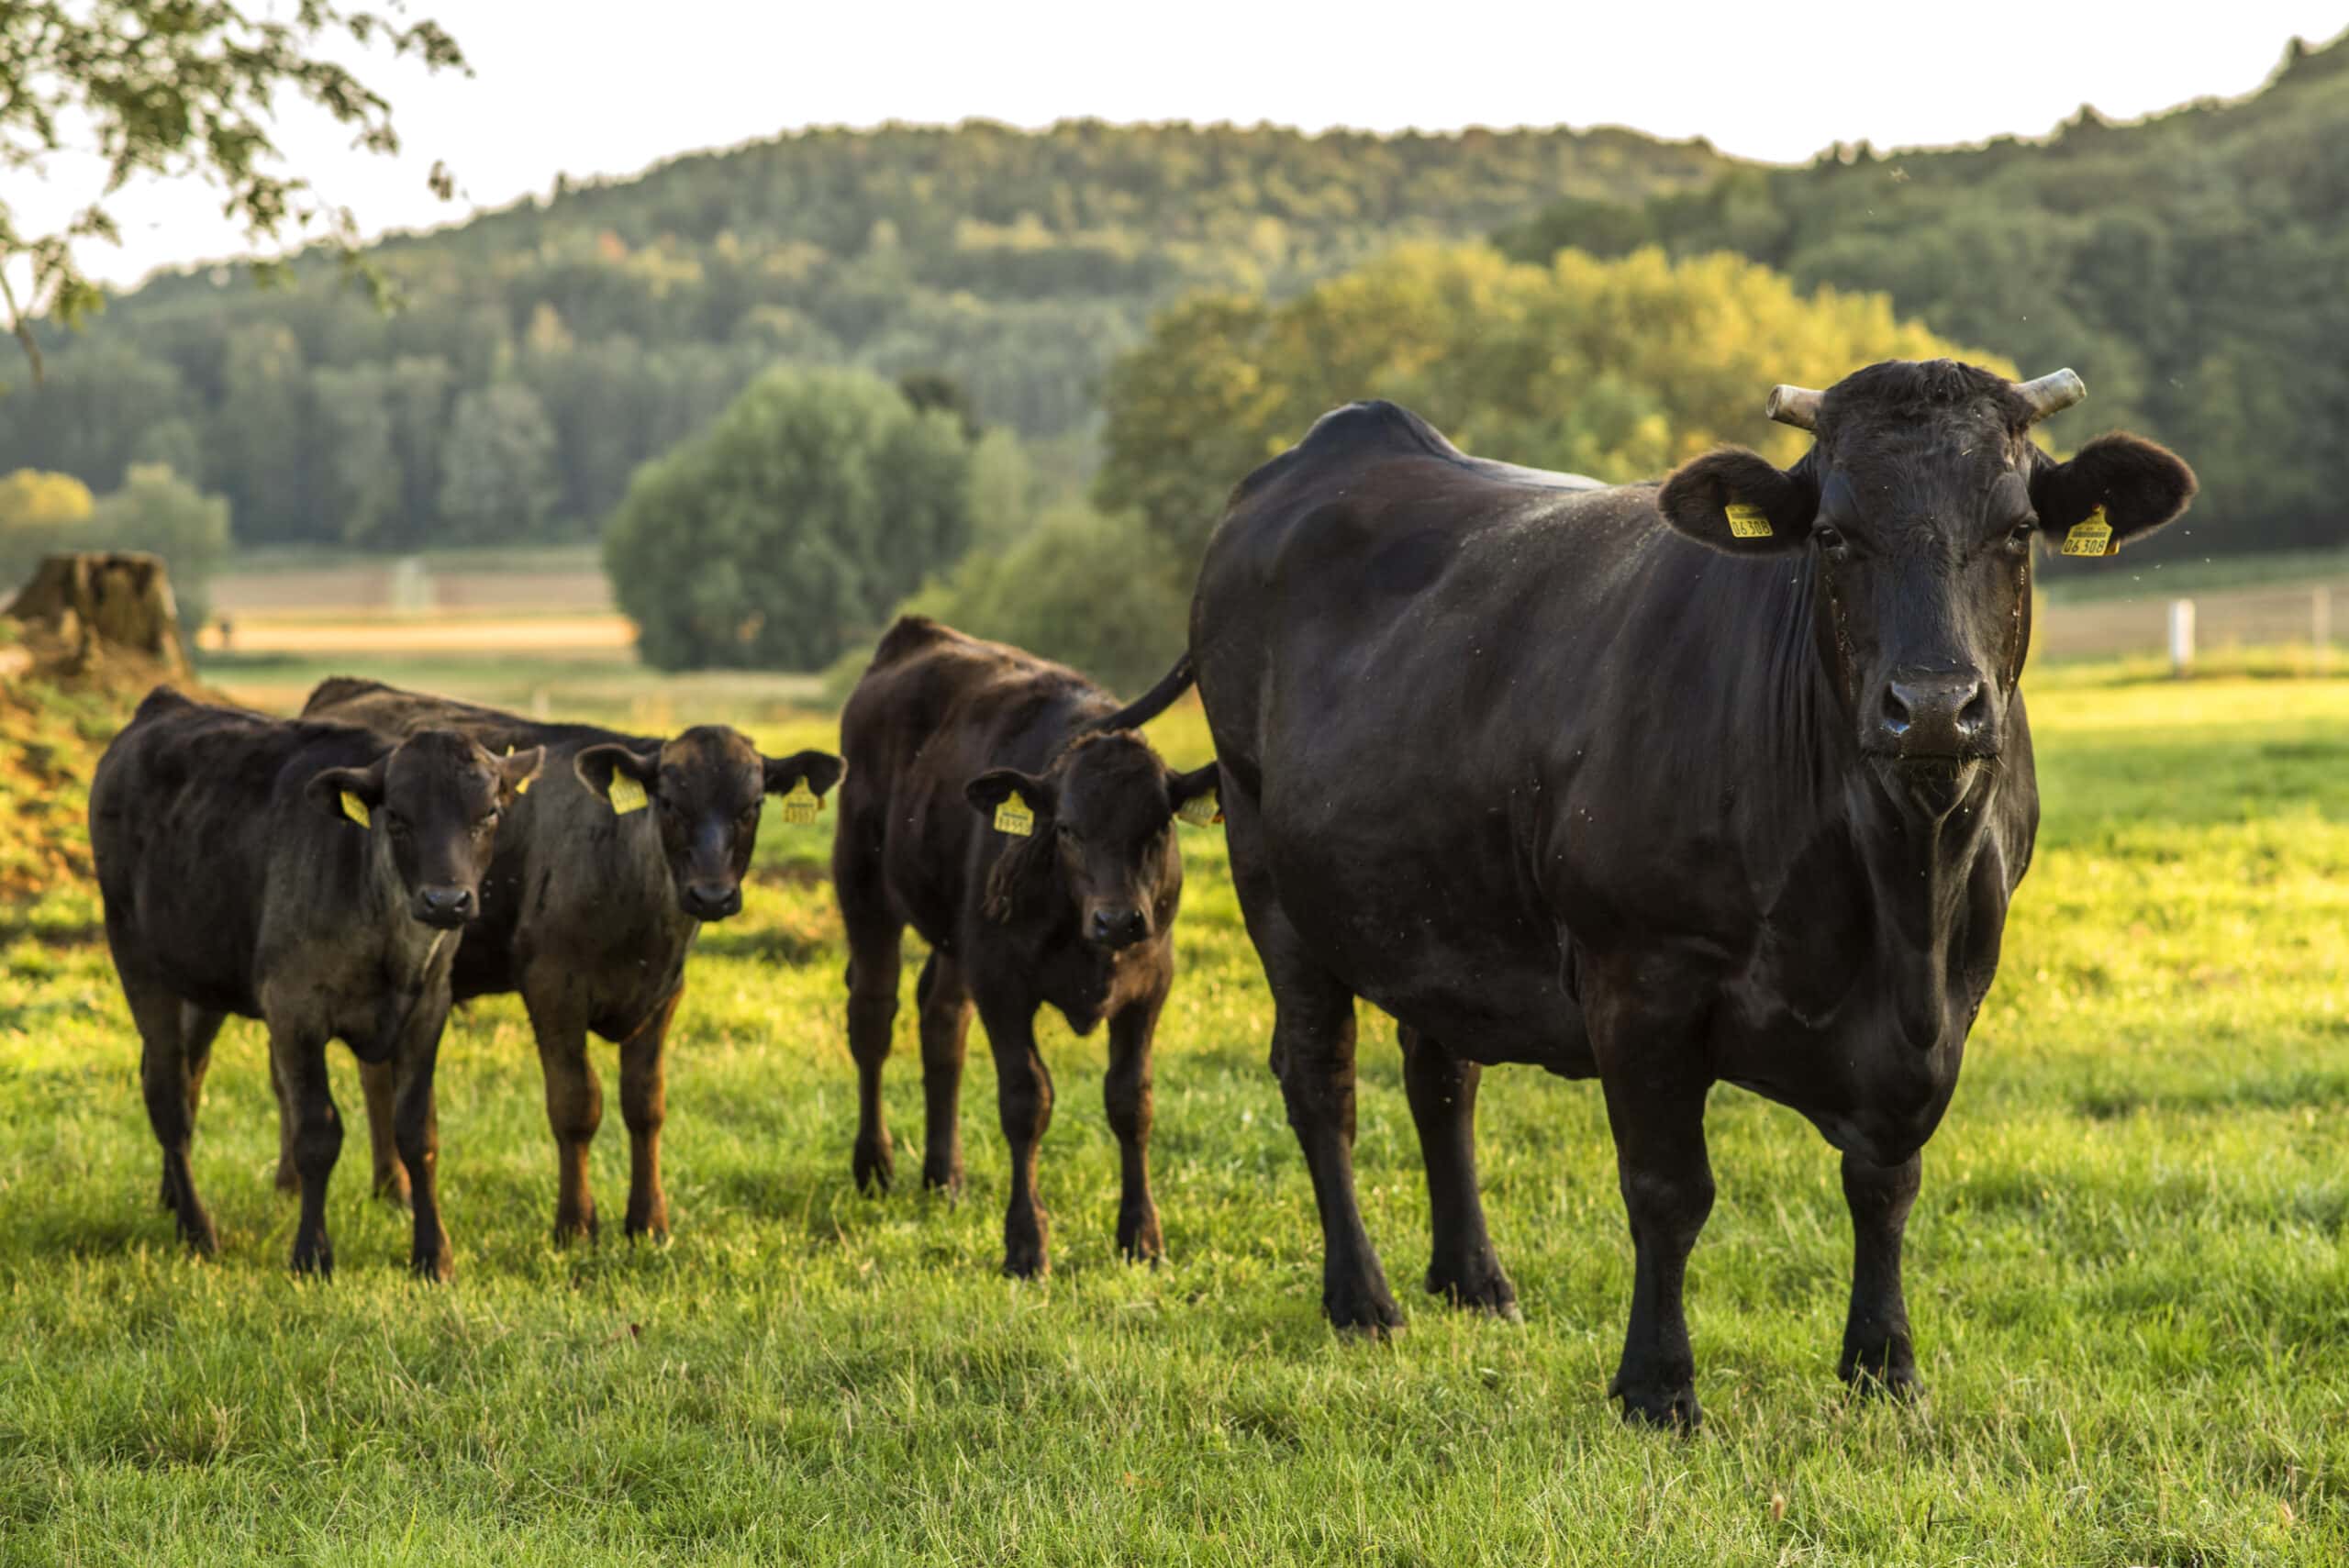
3, 662, 2347, 1563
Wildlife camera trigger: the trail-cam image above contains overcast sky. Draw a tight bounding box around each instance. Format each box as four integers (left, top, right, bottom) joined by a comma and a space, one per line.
22, 0, 2348, 286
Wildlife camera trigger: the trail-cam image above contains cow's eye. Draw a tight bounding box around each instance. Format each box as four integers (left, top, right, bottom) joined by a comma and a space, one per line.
1811, 523, 1848, 554
384, 812, 412, 839
1055, 824, 1077, 844
2005, 521, 2037, 553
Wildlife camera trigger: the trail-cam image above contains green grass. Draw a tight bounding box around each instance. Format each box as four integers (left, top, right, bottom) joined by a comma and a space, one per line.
4, 672, 2347, 1563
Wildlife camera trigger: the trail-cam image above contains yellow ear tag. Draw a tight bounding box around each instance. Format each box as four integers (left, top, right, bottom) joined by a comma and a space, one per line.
2061, 505, 2116, 558
340, 791, 371, 828
1176, 788, 1222, 828
607, 773, 650, 816
779, 777, 822, 826
1725, 502, 1774, 539
506, 744, 532, 795
993, 790, 1034, 838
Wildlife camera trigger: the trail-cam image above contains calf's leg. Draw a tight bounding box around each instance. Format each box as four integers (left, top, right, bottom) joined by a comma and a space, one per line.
975, 993, 1054, 1277
272, 1024, 343, 1277
915, 952, 972, 1195
526, 993, 603, 1241
835, 846, 903, 1192
1399, 1025, 1517, 1318
129, 982, 217, 1254
1104, 988, 1164, 1263
357, 1056, 412, 1206
1840, 1149, 1922, 1396
619, 987, 684, 1240
389, 995, 456, 1281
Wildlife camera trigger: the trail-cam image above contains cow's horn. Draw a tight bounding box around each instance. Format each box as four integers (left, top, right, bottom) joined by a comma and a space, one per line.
1765, 384, 1821, 430
2015, 368, 2086, 423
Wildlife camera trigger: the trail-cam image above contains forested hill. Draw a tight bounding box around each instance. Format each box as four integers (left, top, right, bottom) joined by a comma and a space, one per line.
1497, 30, 2349, 554
0, 120, 1732, 550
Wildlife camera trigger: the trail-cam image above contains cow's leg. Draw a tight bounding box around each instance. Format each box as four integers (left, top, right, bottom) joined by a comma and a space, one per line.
1398, 1025, 1517, 1319
835, 843, 902, 1193
974, 993, 1054, 1277
525, 993, 602, 1242
915, 951, 972, 1195
129, 981, 217, 1254
1592, 997, 1715, 1429
619, 986, 684, 1241
271, 1047, 299, 1195
388, 995, 455, 1281
1104, 986, 1165, 1263
357, 1056, 412, 1207
165, 1005, 226, 1211
272, 1024, 343, 1278
1839, 1149, 1923, 1397
1225, 793, 1399, 1333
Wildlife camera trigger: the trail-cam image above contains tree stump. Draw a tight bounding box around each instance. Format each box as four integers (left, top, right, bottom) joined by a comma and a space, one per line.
3, 552, 190, 680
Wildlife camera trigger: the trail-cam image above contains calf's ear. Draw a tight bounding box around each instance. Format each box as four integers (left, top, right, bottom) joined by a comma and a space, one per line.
1658, 448, 1816, 553
574, 740, 661, 809
966, 768, 1052, 820
496, 746, 544, 801
1166, 762, 1220, 819
306, 757, 389, 827
764, 749, 845, 799
2029, 434, 2197, 552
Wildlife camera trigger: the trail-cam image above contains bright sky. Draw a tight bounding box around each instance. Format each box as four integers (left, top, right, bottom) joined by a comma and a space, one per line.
23, 0, 2349, 286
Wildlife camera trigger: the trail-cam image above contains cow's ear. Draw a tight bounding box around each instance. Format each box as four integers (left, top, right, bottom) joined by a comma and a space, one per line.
495, 746, 544, 802
574, 740, 661, 810
307, 757, 388, 827
2029, 434, 2197, 553
1166, 762, 1220, 823
1658, 447, 1815, 554
764, 749, 845, 800
966, 768, 1052, 821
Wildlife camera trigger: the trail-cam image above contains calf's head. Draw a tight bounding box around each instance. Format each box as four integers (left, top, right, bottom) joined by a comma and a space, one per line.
1659, 360, 2195, 807
575, 726, 844, 920
967, 731, 1219, 950
309, 729, 543, 929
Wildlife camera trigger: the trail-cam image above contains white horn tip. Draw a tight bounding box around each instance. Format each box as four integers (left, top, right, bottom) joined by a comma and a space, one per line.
1765, 384, 1820, 429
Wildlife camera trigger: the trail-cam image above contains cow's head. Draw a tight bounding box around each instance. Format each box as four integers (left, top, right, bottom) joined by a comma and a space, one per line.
308, 729, 543, 929
967, 731, 1219, 950
574, 727, 844, 921
1659, 360, 2195, 810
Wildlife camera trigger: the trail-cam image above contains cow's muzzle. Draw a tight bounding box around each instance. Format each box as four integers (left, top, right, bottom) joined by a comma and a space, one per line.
413, 884, 475, 929
681, 878, 742, 921
1085, 906, 1152, 950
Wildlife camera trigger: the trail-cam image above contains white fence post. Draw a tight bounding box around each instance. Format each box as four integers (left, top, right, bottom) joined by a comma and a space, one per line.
2168, 598, 2196, 678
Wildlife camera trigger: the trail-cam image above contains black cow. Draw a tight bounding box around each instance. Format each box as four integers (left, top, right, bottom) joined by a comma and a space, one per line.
300, 679, 842, 1242
1172, 361, 2195, 1425
89, 688, 542, 1277
832, 617, 1215, 1275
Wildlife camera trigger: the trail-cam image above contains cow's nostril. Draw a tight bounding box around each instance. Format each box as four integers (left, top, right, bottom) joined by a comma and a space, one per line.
1957, 683, 1991, 734
1880, 685, 1913, 733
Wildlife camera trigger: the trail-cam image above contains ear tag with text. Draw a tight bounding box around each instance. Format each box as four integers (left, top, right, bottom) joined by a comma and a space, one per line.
1176, 788, 1222, 828
607, 773, 650, 816
506, 744, 533, 795
779, 777, 822, 826
993, 790, 1035, 838
340, 791, 371, 828
1725, 502, 1774, 539
2061, 505, 2116, 558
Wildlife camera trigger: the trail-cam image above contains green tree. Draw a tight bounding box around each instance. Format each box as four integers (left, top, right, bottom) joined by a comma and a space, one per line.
438, 383, 560, 543
83, 463, 233, 628
0, 1, 466, 378
1097, 243, 1998, 565
897, 504, 1190, 695
0, 468, 95, 586
606, 365, 974, 671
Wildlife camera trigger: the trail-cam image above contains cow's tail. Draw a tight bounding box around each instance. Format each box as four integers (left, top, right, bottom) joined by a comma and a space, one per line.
1092, 653, 1197, 733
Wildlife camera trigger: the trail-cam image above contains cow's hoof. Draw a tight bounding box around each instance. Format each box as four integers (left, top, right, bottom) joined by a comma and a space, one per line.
1326, 1278, 1407, 1338
853, 1137, 895, 1194
624, 1198, 670, 1243
1426, 1264, 1520, 1322
921, 1161, 963, 1198
409, 1247, 453, 1284
552, 1207, 598, 1245
176, 1212, 220, 1258
1118, 1204, 1163, 1265
1841, 1340, 1923, 1401
1609, 1373, 1700, 1432
290, 1236, 334, 1279
1002, 1247, 1049, 1280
